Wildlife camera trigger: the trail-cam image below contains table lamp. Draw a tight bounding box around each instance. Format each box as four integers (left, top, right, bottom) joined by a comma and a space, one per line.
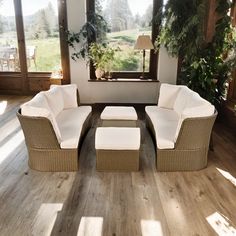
134, 35, 154, 79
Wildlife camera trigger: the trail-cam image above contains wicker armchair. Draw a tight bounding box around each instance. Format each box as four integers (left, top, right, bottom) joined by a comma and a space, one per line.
146, 111, 217, 171
17, 88, 92, 172
146, 83, 217, 171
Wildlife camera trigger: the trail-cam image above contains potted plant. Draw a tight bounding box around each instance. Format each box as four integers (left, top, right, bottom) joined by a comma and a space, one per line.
88, 42, 116, 79
155, 0, 236, 106
66, 7, 109, 61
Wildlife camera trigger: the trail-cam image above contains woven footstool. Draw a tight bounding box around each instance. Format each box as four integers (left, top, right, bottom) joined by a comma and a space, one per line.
95, 127, 140, 171
100, 106, 138, 127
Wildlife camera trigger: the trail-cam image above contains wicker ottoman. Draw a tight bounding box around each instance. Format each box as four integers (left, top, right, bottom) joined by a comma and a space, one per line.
95, 127, 140, 171
100, 106, 138, 127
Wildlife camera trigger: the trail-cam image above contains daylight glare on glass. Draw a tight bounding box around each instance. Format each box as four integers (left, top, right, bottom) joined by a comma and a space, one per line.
97, 0, 153, 72
0, 0, 61, 72
0, 0, 19, 72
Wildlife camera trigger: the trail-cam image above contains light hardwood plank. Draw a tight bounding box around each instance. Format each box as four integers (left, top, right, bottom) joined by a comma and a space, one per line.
0, 95, 236, 236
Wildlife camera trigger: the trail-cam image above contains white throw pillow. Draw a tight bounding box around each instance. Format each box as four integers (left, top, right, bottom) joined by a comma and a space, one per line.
50, 84, 78, 109
158, 83, 182, 109
44, 87, 64, 117
21, 92, 62, 142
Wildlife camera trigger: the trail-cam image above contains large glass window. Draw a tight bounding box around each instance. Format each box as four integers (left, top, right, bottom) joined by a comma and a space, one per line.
0, 0, 19, 72
90, 0, 160, 79
97, 0, 153, 72
22, 0, 61, 72
0, 0, 69, 94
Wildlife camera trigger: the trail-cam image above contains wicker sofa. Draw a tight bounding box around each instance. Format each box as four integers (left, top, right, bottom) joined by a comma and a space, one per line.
146, 83, 217, 171
17, 84, 92, 172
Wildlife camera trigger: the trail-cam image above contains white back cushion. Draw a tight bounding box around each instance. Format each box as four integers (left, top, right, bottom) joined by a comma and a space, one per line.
158, 83, 182, 109
50, 84, 78, 109
173, 86, 193, 114
187, 92, 207, 108
182, 103, 215, 119
21, 92, 51, 115
44, 87, 64, 117
56, 106, 92, 149
21, 92, 62, 142
174, 92, 215, 141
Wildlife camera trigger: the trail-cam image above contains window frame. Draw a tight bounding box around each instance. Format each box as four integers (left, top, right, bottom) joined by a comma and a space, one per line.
87, 0, 162, 80
0, 0, 70, 94
227, 0, 236, 104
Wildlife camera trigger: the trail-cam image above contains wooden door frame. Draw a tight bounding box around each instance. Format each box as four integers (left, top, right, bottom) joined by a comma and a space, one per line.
0, 0, 70, 95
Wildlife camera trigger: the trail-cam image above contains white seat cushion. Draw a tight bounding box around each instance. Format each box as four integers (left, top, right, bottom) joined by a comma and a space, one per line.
21, 92, 62, 142
155, 120, 177, 149
56, 106, 92, 149
50, 84, 78, 109
95, 127, 140, 150
145, 106, 179, 122
146, 106, 178, 149
147, 86, 215, 148
44, 87, 64, 117
101, 106, 137, 120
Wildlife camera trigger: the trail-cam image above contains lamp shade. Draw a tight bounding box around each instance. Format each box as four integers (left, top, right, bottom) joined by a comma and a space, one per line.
134, 35, 154, 50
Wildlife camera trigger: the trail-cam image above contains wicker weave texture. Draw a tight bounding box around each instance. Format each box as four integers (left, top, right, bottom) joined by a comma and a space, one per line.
146, 111, 217, 172
156, 148, 208, 171
96, 150, 139, 172
17, 114, 60, 149
175, 115, 217, 150
28, 148, 78, 172
17, 108, 92, 172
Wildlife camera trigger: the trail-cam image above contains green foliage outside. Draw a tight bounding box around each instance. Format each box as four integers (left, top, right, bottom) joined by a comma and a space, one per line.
0, 2, 61, 72
67, 0, 153, 72
107, 29, 151, 71
25, 2, 57, 40
0, 35, 61, 72
26, 38, 61, 72
156, 0, 236, 105
88, 42, 116, 70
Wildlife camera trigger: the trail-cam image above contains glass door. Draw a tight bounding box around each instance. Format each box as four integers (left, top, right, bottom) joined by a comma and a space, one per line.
0, 0, 69, 94
0, 0, 20, 72
21, 0, 62, 72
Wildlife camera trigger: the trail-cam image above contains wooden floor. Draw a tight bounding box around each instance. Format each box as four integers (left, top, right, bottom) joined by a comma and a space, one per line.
0, 95, 236, 236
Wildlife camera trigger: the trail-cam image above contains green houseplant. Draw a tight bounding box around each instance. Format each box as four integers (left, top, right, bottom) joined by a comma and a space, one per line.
88, 42, 116, 79
66, 0, 109, 60
65, 1, 118, 79
155, 0, 236, 106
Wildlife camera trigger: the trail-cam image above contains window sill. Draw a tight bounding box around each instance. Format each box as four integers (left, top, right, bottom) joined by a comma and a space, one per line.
88, 78, 159, 83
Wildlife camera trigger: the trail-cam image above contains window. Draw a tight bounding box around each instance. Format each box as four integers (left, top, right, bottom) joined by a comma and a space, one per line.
88, 0, 161, 79
0, 0, 70, 94
21, 0, 62, 72
0, 0, 19, 72
227, 1, 236, 104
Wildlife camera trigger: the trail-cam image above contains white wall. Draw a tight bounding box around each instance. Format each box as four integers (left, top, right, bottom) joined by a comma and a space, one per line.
158, 46, 178, 85
67, 0, 178, 104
